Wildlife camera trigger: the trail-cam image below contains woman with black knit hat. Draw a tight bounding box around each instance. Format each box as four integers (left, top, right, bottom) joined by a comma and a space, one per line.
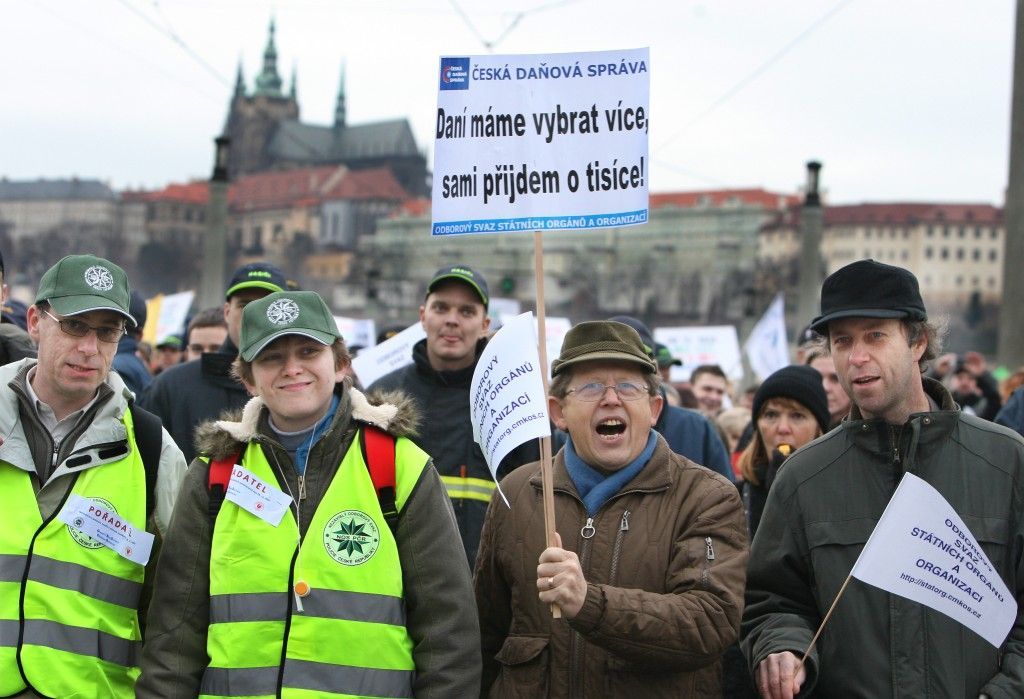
738, 364, 830, 539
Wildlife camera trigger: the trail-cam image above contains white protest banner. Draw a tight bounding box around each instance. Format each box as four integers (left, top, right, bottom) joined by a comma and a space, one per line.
850, 472, 1016, 648
496, 313, 571, 378
333, 316, 377, 349
654, 325, 743, 382
351, 322, 426, 387
470, 312, 551, 501
433, 48, 649, 236
744, 293, 789, 381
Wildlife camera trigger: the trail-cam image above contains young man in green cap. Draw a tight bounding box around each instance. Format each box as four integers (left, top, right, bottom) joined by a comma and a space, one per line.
139, 290, 479, 697
0, 254, 187, 698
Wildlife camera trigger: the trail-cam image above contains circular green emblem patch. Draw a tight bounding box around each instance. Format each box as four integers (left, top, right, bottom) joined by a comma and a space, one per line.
67, 497, 115, 549
324, 510, 380, 566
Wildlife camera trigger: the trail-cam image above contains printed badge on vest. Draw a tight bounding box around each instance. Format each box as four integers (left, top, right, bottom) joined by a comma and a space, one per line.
323, 510, 380, 565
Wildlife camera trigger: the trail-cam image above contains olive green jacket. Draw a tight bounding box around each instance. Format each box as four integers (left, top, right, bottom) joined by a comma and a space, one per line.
742, 378, 1024, 698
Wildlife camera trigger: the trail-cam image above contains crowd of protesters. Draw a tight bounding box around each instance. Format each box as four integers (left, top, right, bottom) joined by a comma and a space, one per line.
1, 251, 1022, 698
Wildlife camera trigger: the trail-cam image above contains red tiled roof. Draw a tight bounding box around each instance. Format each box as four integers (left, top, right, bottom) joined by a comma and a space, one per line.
230, 166, 409, 212
824, 202, 1003, 226
121, 181, 209, 205
396, 197, 431, 217
649, 189, 799, 210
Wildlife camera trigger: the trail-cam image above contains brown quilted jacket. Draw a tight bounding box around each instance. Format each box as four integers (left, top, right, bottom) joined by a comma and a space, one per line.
474, 435, 748, 698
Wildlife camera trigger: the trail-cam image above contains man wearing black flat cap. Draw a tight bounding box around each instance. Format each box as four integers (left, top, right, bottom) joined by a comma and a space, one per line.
742, 259, 1024, 699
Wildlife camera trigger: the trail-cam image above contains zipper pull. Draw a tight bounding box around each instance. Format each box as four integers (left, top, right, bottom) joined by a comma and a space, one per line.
619, 511, 630, 532
298, 474, 307, 501
705, 536, 716, 561
581, 517, 596, 539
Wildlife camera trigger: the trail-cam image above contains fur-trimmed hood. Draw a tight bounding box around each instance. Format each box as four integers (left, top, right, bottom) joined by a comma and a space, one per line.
194, 386, 419, 460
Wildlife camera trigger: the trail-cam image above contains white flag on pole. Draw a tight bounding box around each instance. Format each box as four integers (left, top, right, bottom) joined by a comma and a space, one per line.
743, 293, 789, 381
470, 312, 551, 504
850, 472, 1016, 648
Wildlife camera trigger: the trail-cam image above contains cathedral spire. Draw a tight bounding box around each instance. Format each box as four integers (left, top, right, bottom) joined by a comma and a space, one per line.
233, 59, 246, 98
254, 17, 283, 97
333, 61, 347, 128
289, 63, 297, 99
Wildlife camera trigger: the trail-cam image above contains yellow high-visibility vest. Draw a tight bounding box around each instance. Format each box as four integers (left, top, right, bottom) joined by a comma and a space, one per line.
200, 429, 428, 699
0, 411, 147, 698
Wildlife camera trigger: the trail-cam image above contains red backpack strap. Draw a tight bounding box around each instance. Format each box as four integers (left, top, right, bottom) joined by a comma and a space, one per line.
362, 426, 398, 531
208, 451, 241, 522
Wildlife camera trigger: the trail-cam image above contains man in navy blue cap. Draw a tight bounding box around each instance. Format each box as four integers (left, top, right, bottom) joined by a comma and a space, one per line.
742, 259, 1024, 698
369, 265, 537, 567
141, 261, 292, 461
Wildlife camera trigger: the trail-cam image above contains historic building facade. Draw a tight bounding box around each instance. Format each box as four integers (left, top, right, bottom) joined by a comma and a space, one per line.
222, 20, 429, 197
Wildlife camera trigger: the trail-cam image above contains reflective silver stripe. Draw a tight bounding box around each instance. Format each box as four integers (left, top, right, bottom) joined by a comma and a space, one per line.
210, 592, 288, 623
210, 589, 405, 626
200, 666, 278, 696
22, 619, 138, 667
0, 553, 25, 583
283, 658, 414, 698
0, 619, 18, 647
28, 555, 142, 609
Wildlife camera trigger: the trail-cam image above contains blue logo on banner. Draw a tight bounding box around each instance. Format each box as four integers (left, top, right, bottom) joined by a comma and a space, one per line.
439, 57, 470, 90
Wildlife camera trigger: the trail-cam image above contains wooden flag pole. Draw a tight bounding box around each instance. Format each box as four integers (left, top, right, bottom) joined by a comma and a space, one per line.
533, 230, 560, 619
797, 573, 854, 674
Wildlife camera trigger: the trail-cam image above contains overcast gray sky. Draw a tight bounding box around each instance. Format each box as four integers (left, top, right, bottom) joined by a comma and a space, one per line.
2, 0, 1015, 203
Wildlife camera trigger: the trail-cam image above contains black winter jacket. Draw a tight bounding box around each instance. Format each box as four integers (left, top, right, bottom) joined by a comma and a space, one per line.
140, 338, 249, 462
370, 338, 538, 567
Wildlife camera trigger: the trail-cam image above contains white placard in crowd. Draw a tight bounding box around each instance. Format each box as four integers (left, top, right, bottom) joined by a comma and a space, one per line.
351, 322, 426, 387
470, 312, 551, 500
145, 291, 194, 346
333, 316, 377, 349
497, 313, 571, 377
433, 48, 649, 236
743, 293, 789, 381
654, 325, 743, 382
850, 473, 1016, 648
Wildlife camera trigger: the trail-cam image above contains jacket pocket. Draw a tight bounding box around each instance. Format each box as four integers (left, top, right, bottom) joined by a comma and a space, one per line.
491, 635, 549, 698
604, 654, 698, 696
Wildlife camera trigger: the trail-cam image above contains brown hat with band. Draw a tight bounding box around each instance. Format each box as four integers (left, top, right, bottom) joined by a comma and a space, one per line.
551, 321, 657, 377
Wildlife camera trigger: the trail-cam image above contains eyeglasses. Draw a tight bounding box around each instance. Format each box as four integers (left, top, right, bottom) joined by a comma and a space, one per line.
566, 382, 648, 402
42, 309, 125, 344
188, 343, 222, 354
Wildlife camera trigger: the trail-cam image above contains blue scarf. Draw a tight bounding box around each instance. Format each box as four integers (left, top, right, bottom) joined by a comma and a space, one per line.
565, 432, 657, 516
294, 394, 340, 475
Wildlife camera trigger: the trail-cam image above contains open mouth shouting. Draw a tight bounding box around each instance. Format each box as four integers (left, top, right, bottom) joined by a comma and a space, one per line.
595, 417, 627, 439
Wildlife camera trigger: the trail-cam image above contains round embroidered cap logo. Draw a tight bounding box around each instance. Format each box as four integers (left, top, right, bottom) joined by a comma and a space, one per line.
324, 510, 380, 566
84, 266, 115, 291
266, 299, 300, 326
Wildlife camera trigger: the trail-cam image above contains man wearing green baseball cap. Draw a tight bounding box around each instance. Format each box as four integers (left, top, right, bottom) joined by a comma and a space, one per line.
139, 290, 478, 697
0, 254, 186, 697
141, 261, 292, 462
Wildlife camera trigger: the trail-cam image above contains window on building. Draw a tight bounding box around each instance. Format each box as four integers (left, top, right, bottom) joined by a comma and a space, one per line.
990, 249, 998, 262
927, 226, 935, 238
941, 248, 949, 260
956, 276, 963, 286
992, 229, 1000, 240
974, 228, 982, 239
956, 248, 964, 260
925, 247, 933, 259
973, 249, 981, 261
990, 277, 997, 288
901, 250, 908, 261
943, 227, 950, 238
957, 227, 965, 239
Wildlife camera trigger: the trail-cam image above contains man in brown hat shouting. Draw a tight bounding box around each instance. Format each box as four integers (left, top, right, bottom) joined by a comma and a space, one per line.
742, 259, 1024, 698
475, 320, 747, 697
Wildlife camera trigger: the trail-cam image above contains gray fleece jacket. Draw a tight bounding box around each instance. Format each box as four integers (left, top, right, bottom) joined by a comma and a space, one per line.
136, 383, 481, 698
